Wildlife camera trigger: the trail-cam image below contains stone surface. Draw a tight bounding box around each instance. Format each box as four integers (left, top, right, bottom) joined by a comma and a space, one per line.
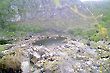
1, 35, 110, 73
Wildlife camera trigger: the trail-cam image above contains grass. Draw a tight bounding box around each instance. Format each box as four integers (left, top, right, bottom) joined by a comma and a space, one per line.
0, 23, 44, 53
0, 45, 5, 52
0, 53, 22, 73
0, 23, 44, 39
69, 24, 110, 42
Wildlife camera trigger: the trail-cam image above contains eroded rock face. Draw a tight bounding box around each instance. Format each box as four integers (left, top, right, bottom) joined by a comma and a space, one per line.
1, 35, 109, 73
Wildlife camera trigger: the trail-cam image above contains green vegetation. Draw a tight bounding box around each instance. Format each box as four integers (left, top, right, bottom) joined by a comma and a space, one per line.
0, 54, 22, 73
0, 0, 17, 40
0, 0, 44, 54
87, 24, 109, 42
0, 45, 5, 52
0, 0, 15, 29
69, 1, 110, 42
0, 0, 110, 42
0, 39, 11, 52
53, 0, 61, 7
69, 23, 109, 42
0, 0, 43, 44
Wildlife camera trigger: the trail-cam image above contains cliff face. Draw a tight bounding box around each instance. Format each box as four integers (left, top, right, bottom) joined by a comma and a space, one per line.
11, 0, 97, 31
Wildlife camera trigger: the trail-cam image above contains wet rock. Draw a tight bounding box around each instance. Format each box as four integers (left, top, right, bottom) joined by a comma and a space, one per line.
64, 45, 71, 48
86, 42, 91, 46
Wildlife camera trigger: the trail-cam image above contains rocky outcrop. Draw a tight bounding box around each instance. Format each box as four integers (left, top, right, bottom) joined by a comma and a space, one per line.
0, 35, 109, 73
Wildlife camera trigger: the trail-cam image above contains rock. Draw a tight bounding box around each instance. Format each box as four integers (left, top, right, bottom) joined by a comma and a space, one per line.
33, 52, 41, 59
21, 61, 30, 73
0, 54, 22, 73
1, 35, 109, 73
86, 42, 91, 46
0, 53, 4, 58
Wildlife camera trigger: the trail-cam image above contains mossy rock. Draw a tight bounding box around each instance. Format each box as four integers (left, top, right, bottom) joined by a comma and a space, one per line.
0, 54, 22, 73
